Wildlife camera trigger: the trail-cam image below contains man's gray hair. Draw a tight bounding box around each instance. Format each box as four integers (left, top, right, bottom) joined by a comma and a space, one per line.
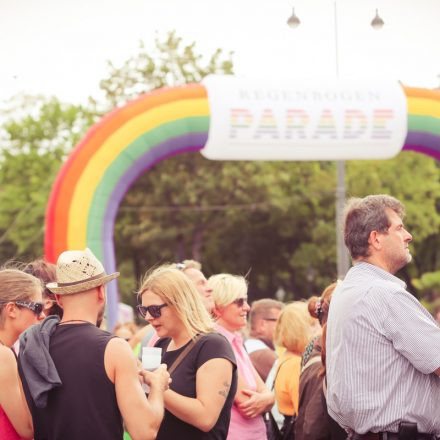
249, 298, 284, 331
344, 194, 405, 259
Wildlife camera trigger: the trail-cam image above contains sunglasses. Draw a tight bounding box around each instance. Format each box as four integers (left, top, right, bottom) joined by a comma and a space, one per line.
232, 297, 248, 308
137, 304, 168, 319
0, 300, 44, 316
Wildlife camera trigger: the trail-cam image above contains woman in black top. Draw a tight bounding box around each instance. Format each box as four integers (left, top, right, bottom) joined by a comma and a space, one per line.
138, 264, 237, 440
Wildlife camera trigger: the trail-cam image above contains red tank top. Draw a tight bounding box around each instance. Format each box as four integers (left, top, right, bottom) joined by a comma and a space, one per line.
0, 405, 24, 440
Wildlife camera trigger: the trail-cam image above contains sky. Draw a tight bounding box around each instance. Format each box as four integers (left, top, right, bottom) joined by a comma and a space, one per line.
1, 0, 440, 105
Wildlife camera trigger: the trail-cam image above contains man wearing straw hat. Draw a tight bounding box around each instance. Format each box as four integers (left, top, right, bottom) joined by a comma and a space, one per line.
19, 248, 169, 440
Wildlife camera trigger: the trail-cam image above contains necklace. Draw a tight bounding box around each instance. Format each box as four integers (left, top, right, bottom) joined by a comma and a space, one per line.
59, 319, 93, 325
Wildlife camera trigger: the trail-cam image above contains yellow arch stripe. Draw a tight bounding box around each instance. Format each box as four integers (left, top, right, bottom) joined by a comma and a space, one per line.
407, 97, 440, 119
67, 98, 209, 248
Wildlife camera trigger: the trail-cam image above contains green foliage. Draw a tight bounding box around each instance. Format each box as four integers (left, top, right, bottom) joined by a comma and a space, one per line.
0, 96, 97, 260
116, 156, 338, 299
99, 31, 234, 108
1, 31, 440, 307
347, 152, 440, 295
413, 271, 440, 303
116, 148, 440, 301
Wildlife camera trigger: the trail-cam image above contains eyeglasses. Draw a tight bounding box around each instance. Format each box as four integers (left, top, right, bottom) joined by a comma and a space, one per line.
0, 301, 44, 316
232, 297, 248, 308
136, 304, 168, 319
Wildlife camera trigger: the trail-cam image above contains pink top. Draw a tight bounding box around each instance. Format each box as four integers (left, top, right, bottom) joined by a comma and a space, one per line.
215, 324, 267, 440
146, 331, 160, 347
0, 405, 24, 440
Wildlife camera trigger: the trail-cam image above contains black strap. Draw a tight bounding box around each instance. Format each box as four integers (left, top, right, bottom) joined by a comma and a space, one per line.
271, 357, 293, 390
168, 334, 201, 376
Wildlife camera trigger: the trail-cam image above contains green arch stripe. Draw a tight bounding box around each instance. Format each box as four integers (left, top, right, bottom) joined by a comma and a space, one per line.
86, 116, 210, 257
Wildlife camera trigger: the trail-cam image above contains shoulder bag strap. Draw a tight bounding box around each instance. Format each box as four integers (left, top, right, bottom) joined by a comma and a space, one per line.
272, 356, 294, 390
168, 334, 202, 376
300, 355, 321, 374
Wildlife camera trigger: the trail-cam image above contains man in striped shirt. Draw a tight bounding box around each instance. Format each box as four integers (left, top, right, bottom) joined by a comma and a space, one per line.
326, 194, 440, 439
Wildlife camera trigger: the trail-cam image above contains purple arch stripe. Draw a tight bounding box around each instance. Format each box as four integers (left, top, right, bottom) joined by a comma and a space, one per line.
403, 144, 440, 161
404, 131, 440, 152
403, 131, 440, 160
102, 132, 207, 326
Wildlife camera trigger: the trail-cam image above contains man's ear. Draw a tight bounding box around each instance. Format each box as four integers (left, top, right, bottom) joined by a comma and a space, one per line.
368, 230, 382, 251
97, 285, 105, 301
55, 294, 62, 306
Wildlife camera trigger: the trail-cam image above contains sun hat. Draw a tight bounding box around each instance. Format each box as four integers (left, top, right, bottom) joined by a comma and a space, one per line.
46, 248, 119, 295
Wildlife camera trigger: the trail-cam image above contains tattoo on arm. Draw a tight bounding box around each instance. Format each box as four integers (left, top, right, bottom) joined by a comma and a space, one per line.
218, 381, 231, 399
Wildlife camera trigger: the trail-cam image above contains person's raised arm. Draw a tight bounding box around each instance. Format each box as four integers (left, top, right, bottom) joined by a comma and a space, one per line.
164, 357, 233, 432
105, 337, 168, 440
0, 348, 33, 439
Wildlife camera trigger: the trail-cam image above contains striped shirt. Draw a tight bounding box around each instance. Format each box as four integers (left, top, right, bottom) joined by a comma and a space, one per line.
326, 262, 440, 435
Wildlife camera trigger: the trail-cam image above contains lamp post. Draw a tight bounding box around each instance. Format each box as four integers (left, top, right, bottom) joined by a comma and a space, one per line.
287, 2, 385, 280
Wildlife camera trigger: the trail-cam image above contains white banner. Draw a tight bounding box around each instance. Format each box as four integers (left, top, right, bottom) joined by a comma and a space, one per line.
201, 75, 407, 161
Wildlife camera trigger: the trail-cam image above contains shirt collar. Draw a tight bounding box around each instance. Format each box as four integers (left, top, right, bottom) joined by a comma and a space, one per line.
352, 261, 407, 289
215, 323, 243, 345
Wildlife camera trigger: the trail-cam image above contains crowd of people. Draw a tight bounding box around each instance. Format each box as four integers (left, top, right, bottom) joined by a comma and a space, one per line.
0, 194, 439, 440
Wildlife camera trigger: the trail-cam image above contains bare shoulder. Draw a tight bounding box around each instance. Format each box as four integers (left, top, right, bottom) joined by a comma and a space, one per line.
104, 337, 136, 382
105, 337, 136, 365
0, 346, 17, 379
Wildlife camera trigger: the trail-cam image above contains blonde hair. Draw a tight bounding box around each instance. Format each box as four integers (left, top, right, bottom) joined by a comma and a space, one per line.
274, 302, 311, 354
139, 264, 213, 337
208, 274, 248, 307
295, 300, 319, 328
0, 268, 43, 326
181, 260, 202, 271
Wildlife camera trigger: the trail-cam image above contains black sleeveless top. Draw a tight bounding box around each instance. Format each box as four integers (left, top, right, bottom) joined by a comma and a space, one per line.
29, 323, 123, 440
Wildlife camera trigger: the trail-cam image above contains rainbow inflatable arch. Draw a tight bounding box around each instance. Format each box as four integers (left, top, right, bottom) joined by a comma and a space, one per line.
44, 83, 440, 328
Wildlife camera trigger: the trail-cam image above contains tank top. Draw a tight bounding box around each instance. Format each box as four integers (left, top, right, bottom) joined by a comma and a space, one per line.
41, 322, 123, 440
0, 405, 24, 440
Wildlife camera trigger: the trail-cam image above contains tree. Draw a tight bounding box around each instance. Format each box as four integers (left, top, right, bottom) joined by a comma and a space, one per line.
99, 31, 234, 108
99, 32, 440, 304
0, 96, 97, 260
1, 32, 439, 309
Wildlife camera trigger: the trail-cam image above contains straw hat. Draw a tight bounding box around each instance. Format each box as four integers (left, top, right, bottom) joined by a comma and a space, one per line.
46, 248, 119, 295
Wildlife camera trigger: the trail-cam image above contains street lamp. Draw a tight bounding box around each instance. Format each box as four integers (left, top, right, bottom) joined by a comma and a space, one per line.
287, 8, 301, 28
287, 3, 384, 279
371, 8, 385, 30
